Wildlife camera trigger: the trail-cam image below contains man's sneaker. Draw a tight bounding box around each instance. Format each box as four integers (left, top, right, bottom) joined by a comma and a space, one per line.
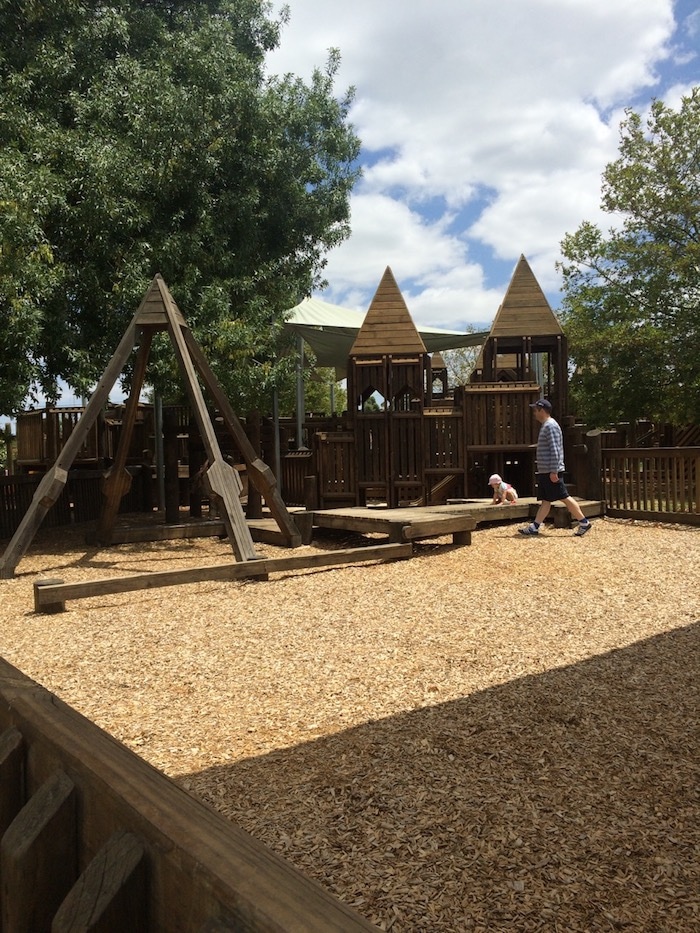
518, 523, 540, 536
574, 521, 592, 536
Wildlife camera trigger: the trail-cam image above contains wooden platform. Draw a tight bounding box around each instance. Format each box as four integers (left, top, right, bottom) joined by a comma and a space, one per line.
97, 497, 604, 550
294, 497, 604, 545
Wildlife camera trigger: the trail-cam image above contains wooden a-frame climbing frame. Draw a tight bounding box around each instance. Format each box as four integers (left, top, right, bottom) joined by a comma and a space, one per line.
0, 275, 300, 578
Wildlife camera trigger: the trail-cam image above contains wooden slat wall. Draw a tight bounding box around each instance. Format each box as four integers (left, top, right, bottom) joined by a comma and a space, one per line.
313, 432, 358, 509
462, 384, 540, 447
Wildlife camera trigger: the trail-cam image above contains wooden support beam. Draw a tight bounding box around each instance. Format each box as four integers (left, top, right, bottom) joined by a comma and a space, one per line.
0, 769, 77, 933
184, 330, 301, 547
161, 284, 257, 562
96, 333, 153, 545
33, 543, 412, 612
52, 830, 147, 933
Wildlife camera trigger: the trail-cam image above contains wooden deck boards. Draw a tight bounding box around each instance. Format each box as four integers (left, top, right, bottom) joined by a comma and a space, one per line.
96, 497, 604, 550
295, 497, 604, 545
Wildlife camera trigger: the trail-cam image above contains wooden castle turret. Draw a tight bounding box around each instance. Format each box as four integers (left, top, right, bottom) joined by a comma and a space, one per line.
347, 267, 430, 506
473, 254, 568, 413
347, 266, 430, 413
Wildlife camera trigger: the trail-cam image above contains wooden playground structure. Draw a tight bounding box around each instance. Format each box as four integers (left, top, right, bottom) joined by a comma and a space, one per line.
2, 257, 601, 593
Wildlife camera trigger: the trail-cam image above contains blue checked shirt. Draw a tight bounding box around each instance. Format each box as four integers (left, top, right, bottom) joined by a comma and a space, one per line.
536, 417, 565, 474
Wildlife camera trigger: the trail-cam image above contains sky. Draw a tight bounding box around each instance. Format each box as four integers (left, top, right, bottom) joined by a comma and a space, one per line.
265, 0, 700, 332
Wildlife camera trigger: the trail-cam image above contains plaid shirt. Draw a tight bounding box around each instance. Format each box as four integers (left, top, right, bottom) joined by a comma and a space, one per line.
536, 417, 565, 474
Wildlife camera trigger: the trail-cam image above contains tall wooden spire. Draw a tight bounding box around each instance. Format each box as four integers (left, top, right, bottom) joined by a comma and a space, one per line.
350, 267, 427, 356
489, 254, 563, 338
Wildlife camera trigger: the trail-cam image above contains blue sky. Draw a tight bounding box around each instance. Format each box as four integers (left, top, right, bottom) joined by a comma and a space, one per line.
266, 0, 700, 331
6, 1, 697, 419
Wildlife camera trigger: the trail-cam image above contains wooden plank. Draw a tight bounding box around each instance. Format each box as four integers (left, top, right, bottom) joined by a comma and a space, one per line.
52, 830, 147, 933
33, 544, 412, 611
0, 726, 24, 840
400, 516, 476, 539
0, 769, 77, 933
108, 521, 227, 544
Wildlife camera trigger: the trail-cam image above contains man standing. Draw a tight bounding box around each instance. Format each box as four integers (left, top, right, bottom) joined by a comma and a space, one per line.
519, 399, 592, 537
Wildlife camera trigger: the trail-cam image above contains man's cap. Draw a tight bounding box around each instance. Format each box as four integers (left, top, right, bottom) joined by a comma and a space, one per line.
529, 398, 552, 412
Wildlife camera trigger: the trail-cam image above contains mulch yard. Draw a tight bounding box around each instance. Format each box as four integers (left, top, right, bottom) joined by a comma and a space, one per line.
0, 515, 698, 932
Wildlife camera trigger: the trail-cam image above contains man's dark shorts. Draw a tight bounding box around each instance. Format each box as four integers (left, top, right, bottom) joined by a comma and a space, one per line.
537, 473, 569, 502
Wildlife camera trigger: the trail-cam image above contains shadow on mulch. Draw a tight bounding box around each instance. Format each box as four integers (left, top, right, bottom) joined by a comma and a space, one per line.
181, 622, 699, 932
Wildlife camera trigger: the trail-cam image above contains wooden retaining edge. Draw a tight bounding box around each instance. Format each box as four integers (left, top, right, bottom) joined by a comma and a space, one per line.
0, 657, 378, 931
34, 543, 413, 613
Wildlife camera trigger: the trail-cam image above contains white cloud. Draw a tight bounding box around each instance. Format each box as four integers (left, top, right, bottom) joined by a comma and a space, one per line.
268, 0, 694, 326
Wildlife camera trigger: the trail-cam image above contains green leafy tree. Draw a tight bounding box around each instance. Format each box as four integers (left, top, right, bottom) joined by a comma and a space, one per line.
442, 328, 484, 387
0, 0, 361, 415
558, 87, 700, 427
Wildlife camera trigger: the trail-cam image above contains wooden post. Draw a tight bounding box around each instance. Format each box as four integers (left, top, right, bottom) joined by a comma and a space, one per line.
188, 419, 204, 519
585, 429, 603, 501
163, 407, 181, 525
164, 293, 258, 562
245, 411, 263, 520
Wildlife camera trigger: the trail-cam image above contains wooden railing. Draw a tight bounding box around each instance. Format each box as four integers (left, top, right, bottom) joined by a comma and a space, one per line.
0, 657, 376, 932
603, 447, 700, 524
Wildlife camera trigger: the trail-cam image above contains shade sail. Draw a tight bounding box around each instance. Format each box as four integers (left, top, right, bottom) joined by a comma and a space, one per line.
286, 297, 488, 369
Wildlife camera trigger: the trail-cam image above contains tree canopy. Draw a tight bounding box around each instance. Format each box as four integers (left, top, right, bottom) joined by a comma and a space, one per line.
0, 0, 361, 416
558, 87, 700, 427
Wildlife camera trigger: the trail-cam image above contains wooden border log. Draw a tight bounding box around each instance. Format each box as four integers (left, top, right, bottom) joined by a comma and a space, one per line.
0, 658, 378, 931
33, 543, 412, 613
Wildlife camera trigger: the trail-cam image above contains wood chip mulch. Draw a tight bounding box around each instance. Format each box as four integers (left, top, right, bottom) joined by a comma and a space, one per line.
1, 516, 698, 932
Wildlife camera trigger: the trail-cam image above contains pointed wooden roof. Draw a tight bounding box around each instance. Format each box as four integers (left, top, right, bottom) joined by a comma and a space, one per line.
349, 267, 427, 356
489, 255, 562, 338
133, 274, 187, 329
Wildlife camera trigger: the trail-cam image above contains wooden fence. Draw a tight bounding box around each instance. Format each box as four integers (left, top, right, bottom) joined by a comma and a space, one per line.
603, 447, 700, 524
0, 469, 149, 540
0, 657, 376, 932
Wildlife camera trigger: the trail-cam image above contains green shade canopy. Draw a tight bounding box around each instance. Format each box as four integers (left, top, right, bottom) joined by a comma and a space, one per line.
286, 297, 488, 369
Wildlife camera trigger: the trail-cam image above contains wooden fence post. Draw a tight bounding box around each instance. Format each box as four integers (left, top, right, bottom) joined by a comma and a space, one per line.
585, 429, 603, 501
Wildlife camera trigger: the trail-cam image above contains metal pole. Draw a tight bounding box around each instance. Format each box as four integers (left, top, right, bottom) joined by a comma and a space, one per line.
295, 334, 306, 449
155, 394, 165, 511
272, 385, 282, 495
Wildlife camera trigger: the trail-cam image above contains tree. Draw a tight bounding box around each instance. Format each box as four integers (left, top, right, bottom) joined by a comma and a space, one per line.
442, 329, 483, 387
557, 87, 700, 427
0, 0, 361, 416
